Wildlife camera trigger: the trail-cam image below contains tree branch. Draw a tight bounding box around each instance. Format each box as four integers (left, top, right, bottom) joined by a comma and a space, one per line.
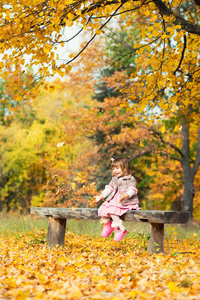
105, 36, 161, 70
64, 3, 125, 65
159, 12, 166, 74
132, 151, 152, 160
173, 34, 187, 75
158, 152, 182, 162
153, 0, 200, 35
149, 128, 184, 158
105, 29, 135, 51
194, 0, 200, 6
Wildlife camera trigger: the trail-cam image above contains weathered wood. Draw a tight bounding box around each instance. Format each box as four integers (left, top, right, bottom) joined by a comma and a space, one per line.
31, 207, 191, 224
31, 207, 100, 220
147, 223, 164, 254
47, 217, 66, 248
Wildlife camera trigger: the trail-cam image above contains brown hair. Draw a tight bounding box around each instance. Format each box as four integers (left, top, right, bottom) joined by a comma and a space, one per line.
111, 157, 132, 175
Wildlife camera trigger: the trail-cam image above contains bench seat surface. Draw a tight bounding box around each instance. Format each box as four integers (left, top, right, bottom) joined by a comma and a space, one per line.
31, 207, 190, 224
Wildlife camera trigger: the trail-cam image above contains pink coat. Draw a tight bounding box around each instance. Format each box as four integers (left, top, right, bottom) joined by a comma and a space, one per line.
104, 175, 139, 205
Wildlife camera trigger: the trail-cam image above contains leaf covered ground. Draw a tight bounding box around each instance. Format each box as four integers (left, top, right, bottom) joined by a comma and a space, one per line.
0, 230, 200, 300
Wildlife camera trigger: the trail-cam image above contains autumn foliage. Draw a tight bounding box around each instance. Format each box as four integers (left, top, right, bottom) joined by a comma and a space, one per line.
0, 0, 199, 218
0, 2, 200, 299
1, 227, 200, 299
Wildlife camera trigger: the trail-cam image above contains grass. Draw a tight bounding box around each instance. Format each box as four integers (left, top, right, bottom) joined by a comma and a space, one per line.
66, 219, 200, 240
0, 212, 199, 241
0, 212, 48, 236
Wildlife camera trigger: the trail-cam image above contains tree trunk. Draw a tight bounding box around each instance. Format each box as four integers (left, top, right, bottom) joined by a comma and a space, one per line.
182, 171, 194, 215
181, 119, 195, 217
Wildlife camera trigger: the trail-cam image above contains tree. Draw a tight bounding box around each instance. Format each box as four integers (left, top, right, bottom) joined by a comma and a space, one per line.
94, 8, 200, 217
66, 10, 200, 216
0, 0, 199, 216
0, 76, 98, 211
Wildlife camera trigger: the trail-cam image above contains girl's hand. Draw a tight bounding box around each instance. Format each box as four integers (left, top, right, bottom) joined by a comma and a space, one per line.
119, 193, 129, 203
94, 195, 104, 202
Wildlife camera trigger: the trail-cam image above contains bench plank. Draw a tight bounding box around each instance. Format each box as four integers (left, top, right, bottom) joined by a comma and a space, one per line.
31, 207, 190, 224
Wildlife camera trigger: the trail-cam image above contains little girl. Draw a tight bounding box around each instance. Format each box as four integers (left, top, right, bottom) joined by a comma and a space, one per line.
95, 156, 140, 241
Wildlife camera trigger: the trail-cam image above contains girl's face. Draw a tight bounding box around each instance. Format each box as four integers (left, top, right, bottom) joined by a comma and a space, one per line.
112, 166, 124, 178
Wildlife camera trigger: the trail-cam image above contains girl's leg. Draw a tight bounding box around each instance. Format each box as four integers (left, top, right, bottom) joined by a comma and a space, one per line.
110, 214, 127, 241
110, 214, 126, 232
100, 217, 111, 225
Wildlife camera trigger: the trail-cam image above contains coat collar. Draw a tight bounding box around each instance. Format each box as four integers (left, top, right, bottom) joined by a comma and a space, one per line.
112, 174, 132, 180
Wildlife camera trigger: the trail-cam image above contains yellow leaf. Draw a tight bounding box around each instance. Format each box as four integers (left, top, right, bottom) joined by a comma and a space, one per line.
68, 12, 74, 20
189, 259, 195, 267
76, 9, 82, 16
168, 282, 180, 292
140, 141, 144, 147
160, 125, 166, 133
174, 125, 182, 132
71, 182, 76, 191
43, 44, 52, 54
150, 16, 157, 22
49, 85, 55, 92
129, 290, 137, 298
169, 227, 175, 231
68, 286, 82, 299
65, 20, 73, 26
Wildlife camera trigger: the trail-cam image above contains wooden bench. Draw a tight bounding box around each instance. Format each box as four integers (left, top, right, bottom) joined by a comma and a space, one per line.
30, 207, 191, 254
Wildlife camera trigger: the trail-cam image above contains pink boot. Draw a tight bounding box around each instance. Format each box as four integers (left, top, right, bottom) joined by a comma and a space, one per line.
113, 228, 127, 241
112, 219, 127, 241
101, 220, 114, 237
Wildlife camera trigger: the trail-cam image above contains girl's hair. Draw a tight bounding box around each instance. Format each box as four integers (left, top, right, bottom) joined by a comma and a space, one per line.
111, 157, 132, 175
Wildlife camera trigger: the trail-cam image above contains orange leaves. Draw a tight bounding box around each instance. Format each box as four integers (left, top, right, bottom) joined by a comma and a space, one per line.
0, 1, 74, 80
54, 152, 61, 158
1, 230, 200, 299
0, 0, 198, 90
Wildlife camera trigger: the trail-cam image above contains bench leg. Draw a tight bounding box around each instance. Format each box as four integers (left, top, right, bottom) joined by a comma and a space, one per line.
47, 217, 66, 248
147, 223, 164, 254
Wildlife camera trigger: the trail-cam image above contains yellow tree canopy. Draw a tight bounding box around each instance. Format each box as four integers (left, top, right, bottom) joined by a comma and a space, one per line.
0, 0, 199, 80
